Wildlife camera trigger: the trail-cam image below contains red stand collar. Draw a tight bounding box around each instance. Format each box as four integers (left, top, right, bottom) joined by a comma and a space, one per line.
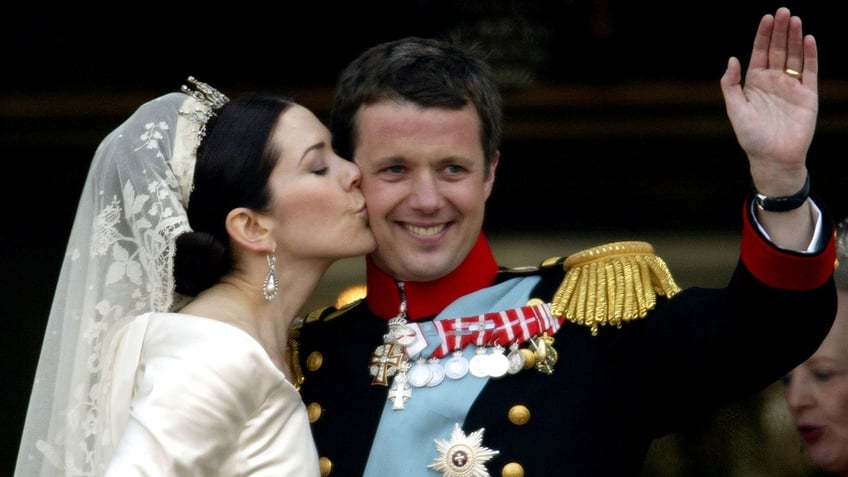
365, 232, 499, 320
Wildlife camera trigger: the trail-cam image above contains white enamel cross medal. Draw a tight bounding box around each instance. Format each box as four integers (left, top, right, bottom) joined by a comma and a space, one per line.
388, 363, 412, 409
428, 424, 499, 477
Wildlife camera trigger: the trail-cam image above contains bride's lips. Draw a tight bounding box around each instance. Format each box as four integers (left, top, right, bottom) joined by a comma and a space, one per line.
797, 425, 824, 443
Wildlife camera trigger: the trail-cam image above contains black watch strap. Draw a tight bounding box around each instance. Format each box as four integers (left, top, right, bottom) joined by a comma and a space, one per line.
753, 175, 810, 212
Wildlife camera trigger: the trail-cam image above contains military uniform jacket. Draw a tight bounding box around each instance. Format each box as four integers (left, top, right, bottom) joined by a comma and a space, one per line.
295, 203, 837, 477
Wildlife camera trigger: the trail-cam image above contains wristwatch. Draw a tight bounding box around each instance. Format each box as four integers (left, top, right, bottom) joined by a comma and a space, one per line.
753, 176, 810, 212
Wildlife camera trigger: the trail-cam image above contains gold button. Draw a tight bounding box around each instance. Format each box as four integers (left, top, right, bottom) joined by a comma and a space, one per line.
306, 351, 323, 371
525, 297, 545, 307
307, 402, 322, 423
502, 462, 524, 477
508, 405, 531, 425
319, 456, 333, 476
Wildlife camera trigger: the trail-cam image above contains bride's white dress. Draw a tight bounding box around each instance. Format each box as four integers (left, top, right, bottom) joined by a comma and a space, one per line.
102, 312, 320, 476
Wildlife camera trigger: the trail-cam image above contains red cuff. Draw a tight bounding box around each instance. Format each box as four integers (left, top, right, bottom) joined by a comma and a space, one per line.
740, 201, 837, 290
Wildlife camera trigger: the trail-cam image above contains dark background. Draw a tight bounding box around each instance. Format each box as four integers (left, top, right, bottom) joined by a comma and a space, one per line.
3, 1, 846, 475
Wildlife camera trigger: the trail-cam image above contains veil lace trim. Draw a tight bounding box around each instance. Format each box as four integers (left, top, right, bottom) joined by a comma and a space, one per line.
16, 93, 205, 476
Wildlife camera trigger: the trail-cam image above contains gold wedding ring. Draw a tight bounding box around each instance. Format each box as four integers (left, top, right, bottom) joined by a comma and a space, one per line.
784, 68, 803, 80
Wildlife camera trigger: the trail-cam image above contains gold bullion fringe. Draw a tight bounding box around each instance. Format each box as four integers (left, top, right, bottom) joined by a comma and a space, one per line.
287, 330, 305, 391
551, 241, 681, 335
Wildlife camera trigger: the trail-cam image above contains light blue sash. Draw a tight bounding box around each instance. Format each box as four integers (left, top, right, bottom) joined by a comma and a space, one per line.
363, 275, 541, 476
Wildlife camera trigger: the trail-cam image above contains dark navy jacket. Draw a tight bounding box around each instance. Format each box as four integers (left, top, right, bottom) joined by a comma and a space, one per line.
294, 203, 837, 476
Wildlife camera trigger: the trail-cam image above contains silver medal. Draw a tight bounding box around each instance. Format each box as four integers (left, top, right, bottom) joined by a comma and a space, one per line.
407, 357, 433, 387
487, 345, 510, 378
427, 358, 446, 386
469, 347, 491, 378
444, 350, 469, 379
506, 343, 526, 374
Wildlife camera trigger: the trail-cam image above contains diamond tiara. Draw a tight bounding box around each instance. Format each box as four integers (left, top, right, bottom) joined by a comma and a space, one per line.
178, 76, 230, 144
178, 76, 229, 126
181, 76, 229, 111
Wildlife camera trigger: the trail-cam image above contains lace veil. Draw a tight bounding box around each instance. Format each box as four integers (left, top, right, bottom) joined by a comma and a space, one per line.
15, 89, 216, 476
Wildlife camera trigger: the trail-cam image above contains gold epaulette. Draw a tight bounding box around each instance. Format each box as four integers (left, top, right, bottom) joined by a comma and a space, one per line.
301, 284, 367, 325
551, 241, 681, 336
304, 305, 336, 324
287, 330, 305, 391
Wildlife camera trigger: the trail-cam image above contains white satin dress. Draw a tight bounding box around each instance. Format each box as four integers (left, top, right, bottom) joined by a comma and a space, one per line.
102, 312, 320, 477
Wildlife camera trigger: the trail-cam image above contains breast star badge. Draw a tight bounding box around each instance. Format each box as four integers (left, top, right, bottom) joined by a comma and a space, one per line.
428, 423, 499, 477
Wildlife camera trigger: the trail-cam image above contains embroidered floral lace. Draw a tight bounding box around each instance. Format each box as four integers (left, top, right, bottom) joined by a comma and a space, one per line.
15, 92, 205, 476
